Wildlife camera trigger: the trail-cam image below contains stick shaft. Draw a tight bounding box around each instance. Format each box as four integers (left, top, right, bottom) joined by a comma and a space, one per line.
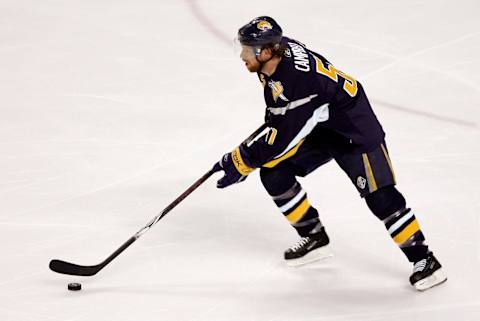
49, 123, 267, 276
134, 122, 267, 239
134, 169, 214, 239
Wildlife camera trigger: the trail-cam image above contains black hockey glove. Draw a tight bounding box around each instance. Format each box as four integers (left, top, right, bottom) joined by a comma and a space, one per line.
212, 146, 255, 189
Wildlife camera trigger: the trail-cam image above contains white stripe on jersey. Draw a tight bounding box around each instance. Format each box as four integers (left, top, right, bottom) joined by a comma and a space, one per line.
273, 103, 330, 159
268, 94, 318, 116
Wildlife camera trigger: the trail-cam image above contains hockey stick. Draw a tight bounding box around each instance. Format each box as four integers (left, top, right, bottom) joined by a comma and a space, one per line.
49, 123, 268, 276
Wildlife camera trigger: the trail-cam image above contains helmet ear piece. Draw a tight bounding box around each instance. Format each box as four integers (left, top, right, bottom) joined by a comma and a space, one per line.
260, 43, 285, 58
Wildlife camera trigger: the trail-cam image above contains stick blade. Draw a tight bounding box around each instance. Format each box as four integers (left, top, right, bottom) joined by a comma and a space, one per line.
49, 259, 101, 276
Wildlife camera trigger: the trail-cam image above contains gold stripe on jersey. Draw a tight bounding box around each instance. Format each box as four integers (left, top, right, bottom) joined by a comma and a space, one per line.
263, 140, 304, 168
393, 219, 420, 245
231, 147, 255, 176
267, 128, 278, 145
362, 153, 378, 193
286, 198, 310, 224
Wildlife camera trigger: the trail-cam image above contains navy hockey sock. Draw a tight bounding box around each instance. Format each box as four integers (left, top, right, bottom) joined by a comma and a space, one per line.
366, 186, 429, 262
260, 166, 322, 236
271, 182, 322, 237
383, 208, 429, 262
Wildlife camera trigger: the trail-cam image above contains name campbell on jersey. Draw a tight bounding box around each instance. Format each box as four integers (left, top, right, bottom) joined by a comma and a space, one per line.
242, 37, 385, 168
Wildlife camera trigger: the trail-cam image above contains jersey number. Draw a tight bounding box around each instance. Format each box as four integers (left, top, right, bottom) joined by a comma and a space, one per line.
313, 56, 358, 97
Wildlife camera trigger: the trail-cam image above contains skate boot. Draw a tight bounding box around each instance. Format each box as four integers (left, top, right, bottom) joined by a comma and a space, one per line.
284, 226, 332, 267
409, 252, 447, 291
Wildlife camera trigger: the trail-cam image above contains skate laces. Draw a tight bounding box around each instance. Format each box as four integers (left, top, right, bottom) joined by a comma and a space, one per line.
290, 237, 311, 252
413, 258, 427, 273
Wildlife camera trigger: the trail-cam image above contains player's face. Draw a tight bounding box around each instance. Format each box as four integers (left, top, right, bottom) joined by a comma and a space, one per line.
240, 45, 261, 72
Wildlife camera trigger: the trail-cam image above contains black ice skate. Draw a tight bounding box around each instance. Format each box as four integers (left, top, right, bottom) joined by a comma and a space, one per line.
409, 252, 447, 291
284, 226, 332, 267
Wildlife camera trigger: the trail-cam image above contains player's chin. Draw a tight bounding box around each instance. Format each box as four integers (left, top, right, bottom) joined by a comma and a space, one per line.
245, 63, 260, 73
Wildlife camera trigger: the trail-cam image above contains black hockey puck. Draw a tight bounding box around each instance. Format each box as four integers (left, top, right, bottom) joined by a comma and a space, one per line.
68, 283, 81, 291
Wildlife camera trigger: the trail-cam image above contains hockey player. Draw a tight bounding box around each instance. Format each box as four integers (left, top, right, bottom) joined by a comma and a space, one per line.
212, 16, 447, 291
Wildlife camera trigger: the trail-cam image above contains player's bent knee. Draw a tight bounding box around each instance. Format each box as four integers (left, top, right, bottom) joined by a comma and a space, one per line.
260, 166, 297, 196
365, 185, 406, 220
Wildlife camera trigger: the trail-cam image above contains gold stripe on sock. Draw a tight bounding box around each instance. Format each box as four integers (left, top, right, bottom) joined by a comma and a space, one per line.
286, 198, 310, 224
393, 219, 420, 245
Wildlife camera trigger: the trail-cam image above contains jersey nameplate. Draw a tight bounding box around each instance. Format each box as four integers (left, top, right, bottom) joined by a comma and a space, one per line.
288, 42, 310, 72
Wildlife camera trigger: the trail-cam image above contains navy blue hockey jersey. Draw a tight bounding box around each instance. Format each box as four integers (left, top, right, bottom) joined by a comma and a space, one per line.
242, 37, 385, 169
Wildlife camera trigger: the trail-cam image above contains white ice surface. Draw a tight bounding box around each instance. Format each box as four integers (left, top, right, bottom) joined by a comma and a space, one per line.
1, 0, 479, 320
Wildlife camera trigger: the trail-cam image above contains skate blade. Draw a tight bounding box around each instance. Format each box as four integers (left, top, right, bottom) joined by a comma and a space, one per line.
414, 268, 448, 291
286, 245, 333, 267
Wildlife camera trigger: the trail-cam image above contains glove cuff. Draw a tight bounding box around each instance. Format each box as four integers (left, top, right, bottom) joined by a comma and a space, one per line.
231, 146, 255, 176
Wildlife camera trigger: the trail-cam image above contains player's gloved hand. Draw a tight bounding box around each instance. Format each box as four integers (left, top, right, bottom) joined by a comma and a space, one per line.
212, 146, 255, 189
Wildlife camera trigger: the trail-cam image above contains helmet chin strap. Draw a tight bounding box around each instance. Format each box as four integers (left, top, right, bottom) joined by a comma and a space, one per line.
254, 47, 274, 72
255, 57, 268, 73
